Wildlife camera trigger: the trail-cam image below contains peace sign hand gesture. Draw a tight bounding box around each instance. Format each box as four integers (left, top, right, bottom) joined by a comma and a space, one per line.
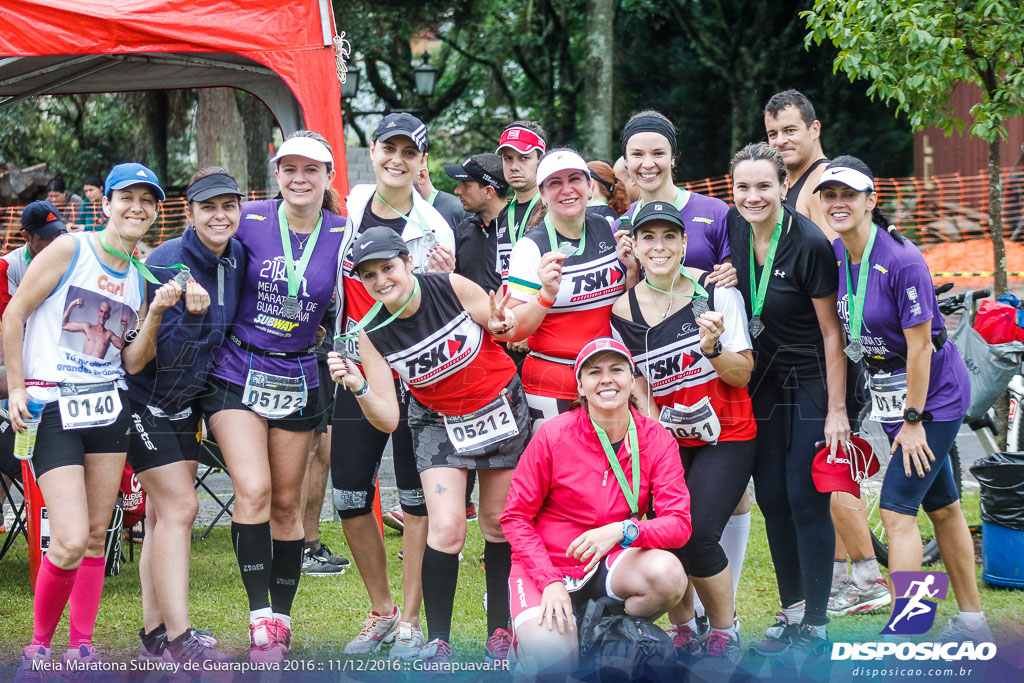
488, 290, 517, 338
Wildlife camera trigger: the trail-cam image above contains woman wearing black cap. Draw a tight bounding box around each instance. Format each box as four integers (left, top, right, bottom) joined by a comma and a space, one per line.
610, 201, 756, 665
124, 167, 246, 665
332, 112, 455, 660
328, 226, 526, 667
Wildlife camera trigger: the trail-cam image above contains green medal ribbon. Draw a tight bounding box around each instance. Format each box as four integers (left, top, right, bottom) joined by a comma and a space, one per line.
428, 188, 439, 206
644, 266, 709, 300
97, 232, 186, 285
375, 191, 436, 243
334, 277, 421, 343
544, 214, 586, 257
590, 412, 641, 516
507, 193, 540, 245
748, 208, 785, 320
844, 223, 879, 344
278, 201, 323, 300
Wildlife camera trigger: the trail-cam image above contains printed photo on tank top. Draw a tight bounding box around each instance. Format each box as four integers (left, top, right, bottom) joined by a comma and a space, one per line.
59, 285, 138, 363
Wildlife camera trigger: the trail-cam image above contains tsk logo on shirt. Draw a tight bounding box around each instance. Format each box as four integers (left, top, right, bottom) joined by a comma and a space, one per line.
648, 353, 696, 382
570, 268, 623, 299
406, 334, 469, 381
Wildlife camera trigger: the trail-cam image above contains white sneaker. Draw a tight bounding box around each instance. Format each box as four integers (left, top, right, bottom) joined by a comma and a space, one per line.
936, 615, 993, 643
343, 606, 401, 654
388, 621, 425, 660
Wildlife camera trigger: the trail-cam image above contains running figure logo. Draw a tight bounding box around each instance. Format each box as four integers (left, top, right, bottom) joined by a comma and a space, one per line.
881, 571, 949, 635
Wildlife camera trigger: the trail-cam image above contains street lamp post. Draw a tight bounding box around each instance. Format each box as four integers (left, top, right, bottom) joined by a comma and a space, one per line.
412, 51, 439, 99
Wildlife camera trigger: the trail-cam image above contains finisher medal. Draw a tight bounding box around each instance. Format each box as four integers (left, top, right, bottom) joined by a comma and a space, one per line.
557, 242, 577, 257
844, 339, 865, 363
421, 231, 438, 250
172, 269, 191, 292
692, 298, 709, 318
333, 337, 348, 358
282, 296, 301, 319
748, 316, 765, 338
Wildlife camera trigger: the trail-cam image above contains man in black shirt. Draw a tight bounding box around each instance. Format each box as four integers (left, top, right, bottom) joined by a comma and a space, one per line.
414, 166, 470, 229
444, 154, 509, 294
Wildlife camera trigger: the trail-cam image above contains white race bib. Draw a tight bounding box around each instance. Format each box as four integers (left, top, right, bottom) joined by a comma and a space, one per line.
243, 370, 307, 419
342, 317, 361, 365
869, 371, 908, 423
59, 382, 121, 430
443, 393, 519, 454
658, 397, 722, 444
562, 562, 600, 593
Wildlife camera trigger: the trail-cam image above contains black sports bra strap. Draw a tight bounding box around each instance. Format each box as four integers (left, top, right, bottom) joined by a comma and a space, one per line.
627, 286, 644, 323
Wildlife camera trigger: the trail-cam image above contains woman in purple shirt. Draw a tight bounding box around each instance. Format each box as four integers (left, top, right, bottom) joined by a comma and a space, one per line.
820, 155, 989, 644
202, 131, 352, 663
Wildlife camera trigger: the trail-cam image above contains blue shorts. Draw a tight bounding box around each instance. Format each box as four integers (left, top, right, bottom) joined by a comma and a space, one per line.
880, 418, 962, 516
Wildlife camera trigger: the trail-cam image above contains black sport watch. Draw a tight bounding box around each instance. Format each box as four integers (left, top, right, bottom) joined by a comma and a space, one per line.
703, 340, 723, 359
903, 407, 932, 424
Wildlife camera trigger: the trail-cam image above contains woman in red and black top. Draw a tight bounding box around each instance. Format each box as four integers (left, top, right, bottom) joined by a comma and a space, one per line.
328, 226, 526, 667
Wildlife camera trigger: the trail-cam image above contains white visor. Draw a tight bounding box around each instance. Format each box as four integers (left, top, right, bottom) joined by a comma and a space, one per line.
813, 166, 873, 193
536, 150, 589, 187
272, 136, 334, 165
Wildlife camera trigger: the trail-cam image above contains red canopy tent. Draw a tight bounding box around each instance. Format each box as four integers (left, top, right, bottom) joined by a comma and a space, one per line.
0, 0, 350, 195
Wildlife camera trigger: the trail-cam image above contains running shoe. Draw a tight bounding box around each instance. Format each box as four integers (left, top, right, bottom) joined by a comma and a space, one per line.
275, 619, 292, 655
302, 547, 346, 576
827, 579, 891, 616
249, 617, 283, 664
138, 626, 170, 662
166, 629, 234, 665
702, 630, 742, 665
14, 645, 50, 683
667, 624, 702, 659
695, 614, 710, 641
383, 508, 405, 533
782, 624, 830, 663
388, 621, 425, 660
311, 542, 351, 568
484, 628, 513, 664
465, 504, 478, 522
936, 615, 993, 644
827, 578, 851, 613
420, 639, 452, 673
343, 605, 400, 654
748, 613, 800, 658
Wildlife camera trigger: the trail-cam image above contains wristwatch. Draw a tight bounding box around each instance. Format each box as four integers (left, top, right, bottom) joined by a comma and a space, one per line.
702, 340, 723, 359
620, 519, 640, 549
903, 407, 933, 424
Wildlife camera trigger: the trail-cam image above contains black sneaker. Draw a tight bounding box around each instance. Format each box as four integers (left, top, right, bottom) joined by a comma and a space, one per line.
167, 628, 235, 664
138, 625, 169, 662
302, 547, 346, 576
312, 542, 351, 568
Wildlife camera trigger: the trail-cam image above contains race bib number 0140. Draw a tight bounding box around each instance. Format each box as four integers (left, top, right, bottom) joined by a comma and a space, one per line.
59, 382, 121, 430
443, 394, 519, 454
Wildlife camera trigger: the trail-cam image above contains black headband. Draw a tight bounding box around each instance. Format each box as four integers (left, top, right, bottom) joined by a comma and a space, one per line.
621, 116, 677, 157
186, 173, 242, 203
590, 170, 615, 195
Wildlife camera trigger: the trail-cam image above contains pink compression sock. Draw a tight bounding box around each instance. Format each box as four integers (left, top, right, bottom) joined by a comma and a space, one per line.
67, 557, 106, 648
32, 556, 78, 648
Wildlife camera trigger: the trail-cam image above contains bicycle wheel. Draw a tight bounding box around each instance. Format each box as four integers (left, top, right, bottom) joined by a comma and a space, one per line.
856, 404, 962, 567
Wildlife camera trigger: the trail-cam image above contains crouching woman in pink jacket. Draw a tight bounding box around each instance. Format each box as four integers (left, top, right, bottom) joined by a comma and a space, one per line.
501, 338, 691, 674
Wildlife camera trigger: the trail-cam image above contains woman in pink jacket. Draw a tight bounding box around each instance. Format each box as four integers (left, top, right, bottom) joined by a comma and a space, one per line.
501, 338, 691, 674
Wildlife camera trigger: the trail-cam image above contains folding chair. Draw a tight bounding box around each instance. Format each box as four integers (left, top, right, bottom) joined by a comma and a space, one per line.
193, 438, 234, 540
0, 470, 27, 562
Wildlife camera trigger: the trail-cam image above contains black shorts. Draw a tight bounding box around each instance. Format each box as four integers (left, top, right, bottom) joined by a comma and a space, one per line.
126, 398, 201, 473
200, 376, 325, 432
314, 354, 335, 434
31, 391, 131, 478
407, 375, 531, 472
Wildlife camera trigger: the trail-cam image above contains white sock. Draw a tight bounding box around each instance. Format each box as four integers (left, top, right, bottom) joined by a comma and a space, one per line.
959, 611, 986, 630
781, 600, 805, 625
693, 591, 705, 619
851, 557, 882, 589
672, 617, 699, 633
804, 623, 827, 640
249, 607, 273, 624
711, 623, 739, 639
721, 512, 751, 598
273, 613, 291, 628
833, 560, 850, 590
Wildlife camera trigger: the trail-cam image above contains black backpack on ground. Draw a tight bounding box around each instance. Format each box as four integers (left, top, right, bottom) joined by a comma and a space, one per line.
576, 597, 679, 682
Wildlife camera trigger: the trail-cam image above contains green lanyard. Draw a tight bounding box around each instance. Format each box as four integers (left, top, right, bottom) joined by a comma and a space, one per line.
748, 208, 784, 321
278, 202, 323, 299
844, 224, 879, 345
428, 188, 439, 206
587, 197, 609, 208
590, 412, 640, 516
97, 232, 185, 285
375, 191, 435, 243
544, 214, 586, 257
644, 266, 708, 299
507, 193, 540, 245
621, 187, 687, 227
334, 277, 421, 343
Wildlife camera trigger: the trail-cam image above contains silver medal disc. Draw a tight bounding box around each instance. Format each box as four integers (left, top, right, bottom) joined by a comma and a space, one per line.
173, 270, 191, 292
844, 340, 865, 363
421, 231, 438, 249
748, 316, 765, 338
557, 242, 577, 257
282, 296, 301, 319
692, 298, 709, 318
333, 336, 348, 357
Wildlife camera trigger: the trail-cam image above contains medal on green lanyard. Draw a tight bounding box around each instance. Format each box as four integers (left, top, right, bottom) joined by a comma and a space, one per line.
507, 193, 540, 245
747, 208, 784, 338
545, 214, 586, 258
278, 201, 323, 319
97, 232, 188, 285
644, 267, 710, 317
843, 224, 879, 363
332, 277, 421, 356
590, 413, 641, 516
376, 191, 438, 250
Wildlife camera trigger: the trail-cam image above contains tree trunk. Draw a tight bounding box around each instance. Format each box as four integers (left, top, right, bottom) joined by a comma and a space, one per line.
141, 92, 169, 182
238, 92, 276, 196
583, 0, 614, 160
196, 88, 247, 190
990, 140, 1007, 296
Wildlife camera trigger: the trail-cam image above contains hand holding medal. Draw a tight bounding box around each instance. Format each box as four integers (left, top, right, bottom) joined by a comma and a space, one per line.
327, 351, 367, 393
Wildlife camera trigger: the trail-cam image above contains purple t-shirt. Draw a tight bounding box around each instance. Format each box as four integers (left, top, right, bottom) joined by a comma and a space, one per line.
212, 199, 348, 387
621, 190, 730, 271
834, 226, 970, 432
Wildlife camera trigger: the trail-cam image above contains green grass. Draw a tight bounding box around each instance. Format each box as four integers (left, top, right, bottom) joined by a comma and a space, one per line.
2, 494, 1022, 663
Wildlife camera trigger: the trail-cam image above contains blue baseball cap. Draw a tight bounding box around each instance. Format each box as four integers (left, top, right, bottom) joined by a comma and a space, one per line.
21, 200, 67, 239
104, 163, 165, 201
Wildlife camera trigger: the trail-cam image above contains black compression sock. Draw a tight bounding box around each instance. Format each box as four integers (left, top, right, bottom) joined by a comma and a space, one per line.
421, 544, 460, 643
269, 538, 304, 616
484, 541, 513, 635
231, 521, 272, 611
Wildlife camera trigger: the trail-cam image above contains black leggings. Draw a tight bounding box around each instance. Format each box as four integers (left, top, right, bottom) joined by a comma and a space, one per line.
330, 380, 426, 518
751, 383, 834, 626
676, 439, 757, 578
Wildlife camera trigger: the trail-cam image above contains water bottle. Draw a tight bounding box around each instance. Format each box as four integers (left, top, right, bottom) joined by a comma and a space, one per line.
13, 397, 46, 460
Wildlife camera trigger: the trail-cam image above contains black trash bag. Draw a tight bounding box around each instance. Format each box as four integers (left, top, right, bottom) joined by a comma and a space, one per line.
969, 451, 1024, 531
576, 597, 678, 683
